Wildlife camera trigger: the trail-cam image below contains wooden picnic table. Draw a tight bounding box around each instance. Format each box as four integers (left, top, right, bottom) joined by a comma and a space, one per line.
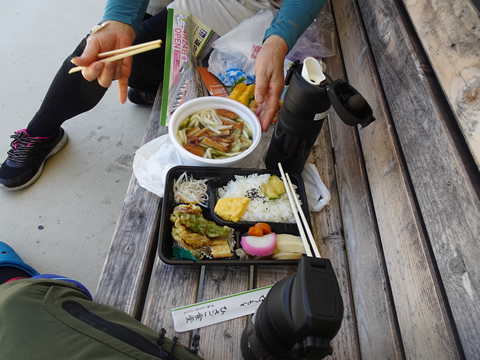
94, 0, 480, 359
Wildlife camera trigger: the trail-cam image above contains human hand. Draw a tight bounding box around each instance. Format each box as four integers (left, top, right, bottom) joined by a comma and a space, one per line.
71, 21, 136, 104
254, 35, 288, 131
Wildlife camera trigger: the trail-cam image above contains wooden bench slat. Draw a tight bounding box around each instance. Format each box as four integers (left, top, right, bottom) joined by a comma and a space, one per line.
93, 168, 161, 317
141, 258, 201, 347
355, 0, 480, 357
324, 0, 406, 358
309, 115, 363, 359
401, 0, 480, 169
197, 266, 251, 359
94, 89, 166, 318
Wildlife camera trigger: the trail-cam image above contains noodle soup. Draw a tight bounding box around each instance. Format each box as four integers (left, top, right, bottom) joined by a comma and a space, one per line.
176, 108, 253, 159
168, 97, 261, 167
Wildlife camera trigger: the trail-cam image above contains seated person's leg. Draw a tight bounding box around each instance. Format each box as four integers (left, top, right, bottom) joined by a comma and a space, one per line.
0, 9, 168, 190
128, 8, 168, 105
0, 36, 107, 190
26, 37, 109, 137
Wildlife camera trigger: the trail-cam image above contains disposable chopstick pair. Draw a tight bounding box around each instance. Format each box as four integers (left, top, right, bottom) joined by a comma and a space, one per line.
278, 163, 321, 258
68, 39, 162, 74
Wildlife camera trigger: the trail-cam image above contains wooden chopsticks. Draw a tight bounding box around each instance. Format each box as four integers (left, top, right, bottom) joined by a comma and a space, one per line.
278, 163, 321, 258
68, 39, 162, 74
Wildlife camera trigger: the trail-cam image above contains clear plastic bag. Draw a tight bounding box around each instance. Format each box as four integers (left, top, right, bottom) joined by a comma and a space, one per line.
286, 8, 336, 62
208, 9, 275, 86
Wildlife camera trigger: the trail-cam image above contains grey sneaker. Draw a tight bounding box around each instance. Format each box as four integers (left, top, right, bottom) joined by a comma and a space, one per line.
0, 128, 68, 190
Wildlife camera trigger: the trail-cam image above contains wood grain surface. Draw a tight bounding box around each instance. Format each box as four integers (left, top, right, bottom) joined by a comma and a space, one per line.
94, 87, 167, 318
326, 0, 406, 358
308, 106, 362, 358
196, 266, 251, 359
401, 0, 480, 169
355, 0, 480, 357
141, 257, 201, 347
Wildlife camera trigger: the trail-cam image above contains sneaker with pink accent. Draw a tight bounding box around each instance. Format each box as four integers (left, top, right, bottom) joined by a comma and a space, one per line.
0, 128, 68, 190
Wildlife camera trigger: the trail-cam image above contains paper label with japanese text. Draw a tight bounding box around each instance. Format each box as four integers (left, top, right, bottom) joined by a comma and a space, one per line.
172, 286, 272, 332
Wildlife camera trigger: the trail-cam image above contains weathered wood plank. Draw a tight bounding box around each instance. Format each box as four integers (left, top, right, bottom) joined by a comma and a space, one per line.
308, 124, 362, 360
141, 257, 201, 347
255, 267, 295, 301
334, 0, 462, 357
197, 266, 250, 359
359, 0, 480, 357
94, 87, 167, 318
255, 265, 295, 289
401, 0, 480, 169
323, 0, 406, 358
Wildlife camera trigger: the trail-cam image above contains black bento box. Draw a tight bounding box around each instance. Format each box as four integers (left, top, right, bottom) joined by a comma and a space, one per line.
158, 166, 311, 265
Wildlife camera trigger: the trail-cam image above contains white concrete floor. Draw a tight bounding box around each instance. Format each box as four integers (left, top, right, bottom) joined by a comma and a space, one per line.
0, 1, 151, 293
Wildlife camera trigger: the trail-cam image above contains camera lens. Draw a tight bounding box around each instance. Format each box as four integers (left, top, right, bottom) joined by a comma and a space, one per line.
241, 256, 343, 360
241, 275, 297, 359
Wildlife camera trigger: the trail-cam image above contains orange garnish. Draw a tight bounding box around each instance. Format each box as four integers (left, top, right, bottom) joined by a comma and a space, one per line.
254, 222, 271, 234
248, 226, 264, 237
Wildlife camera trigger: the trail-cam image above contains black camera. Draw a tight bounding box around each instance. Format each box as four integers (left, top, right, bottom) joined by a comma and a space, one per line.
241, 256, 344, 359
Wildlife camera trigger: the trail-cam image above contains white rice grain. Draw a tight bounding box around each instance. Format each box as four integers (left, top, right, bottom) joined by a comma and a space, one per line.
217, 173, 300, 223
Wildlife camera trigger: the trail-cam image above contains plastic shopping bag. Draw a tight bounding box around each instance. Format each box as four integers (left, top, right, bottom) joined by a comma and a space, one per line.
132, 135, 186, 197
208, 9, 275, 86
301, 164, 331, 212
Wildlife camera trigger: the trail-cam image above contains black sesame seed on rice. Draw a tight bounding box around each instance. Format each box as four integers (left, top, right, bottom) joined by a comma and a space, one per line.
217, 173, 295, 223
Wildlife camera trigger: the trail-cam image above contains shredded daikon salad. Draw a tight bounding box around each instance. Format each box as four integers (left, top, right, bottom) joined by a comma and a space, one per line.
173, 172, 209, 207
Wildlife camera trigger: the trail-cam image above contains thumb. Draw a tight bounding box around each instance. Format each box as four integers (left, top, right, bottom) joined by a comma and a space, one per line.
254, 81, 267, 104
71, 40, 101, 67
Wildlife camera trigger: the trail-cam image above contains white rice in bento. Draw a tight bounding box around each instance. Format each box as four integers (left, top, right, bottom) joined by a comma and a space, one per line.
217, 173, 299, 223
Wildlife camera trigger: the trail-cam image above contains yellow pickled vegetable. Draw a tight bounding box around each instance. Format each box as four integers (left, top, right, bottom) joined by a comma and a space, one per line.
229, 82, 247, 102
229, 83, 255, 106
238, 84, 255, 106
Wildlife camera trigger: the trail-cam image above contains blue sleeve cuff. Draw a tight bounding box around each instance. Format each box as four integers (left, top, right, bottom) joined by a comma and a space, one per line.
264, 0, 326, 51
100, 0, 150, 34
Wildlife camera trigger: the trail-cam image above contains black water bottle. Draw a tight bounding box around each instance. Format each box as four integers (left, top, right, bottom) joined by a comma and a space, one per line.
265, 61, 329, 174
265, 58, 376, 174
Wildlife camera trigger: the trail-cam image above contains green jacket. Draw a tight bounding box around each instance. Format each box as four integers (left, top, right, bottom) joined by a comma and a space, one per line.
0, 279, 202, 360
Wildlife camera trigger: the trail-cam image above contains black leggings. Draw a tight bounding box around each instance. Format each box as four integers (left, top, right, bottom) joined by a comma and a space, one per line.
26, 9, 168, 137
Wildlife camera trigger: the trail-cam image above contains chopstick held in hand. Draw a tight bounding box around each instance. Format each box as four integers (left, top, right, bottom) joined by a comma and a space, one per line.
68, 39, 162, 74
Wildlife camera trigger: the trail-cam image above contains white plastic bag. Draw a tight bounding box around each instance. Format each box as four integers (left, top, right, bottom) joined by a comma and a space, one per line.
132, 135, 186, 198
301, 164, 331, 212
208, 9, 275, 86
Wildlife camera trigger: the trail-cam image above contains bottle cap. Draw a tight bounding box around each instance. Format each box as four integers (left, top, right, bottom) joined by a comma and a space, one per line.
327, 79, 375, 127
301, 57, 326, 85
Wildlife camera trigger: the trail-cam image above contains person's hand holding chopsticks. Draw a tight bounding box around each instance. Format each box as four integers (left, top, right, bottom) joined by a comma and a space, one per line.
70, 20, 136, 104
